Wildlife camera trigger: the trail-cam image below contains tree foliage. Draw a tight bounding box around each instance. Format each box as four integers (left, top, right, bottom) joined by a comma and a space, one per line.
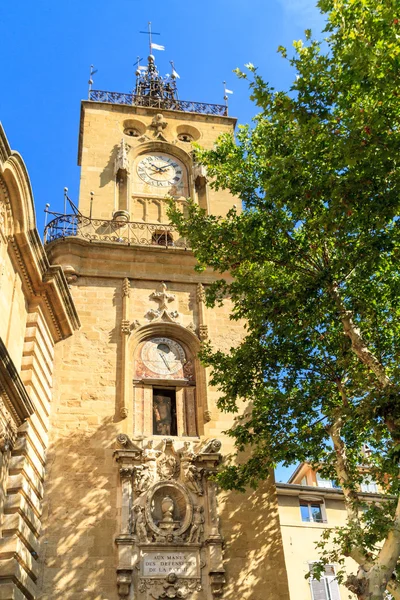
168, 1, 400, 598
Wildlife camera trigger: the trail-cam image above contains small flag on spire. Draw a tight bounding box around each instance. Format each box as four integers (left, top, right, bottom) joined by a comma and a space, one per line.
151, 42, 165, 51
225, 88, 233, 94
172, 68, 180, 79
138, 65, 148, 71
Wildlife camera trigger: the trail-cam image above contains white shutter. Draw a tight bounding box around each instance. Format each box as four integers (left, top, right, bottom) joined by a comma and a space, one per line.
327, 576, 341, 600
310, 578, 328, 600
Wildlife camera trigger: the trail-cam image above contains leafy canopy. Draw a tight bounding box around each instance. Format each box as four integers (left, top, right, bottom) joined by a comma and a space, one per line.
168, 0, 400, 588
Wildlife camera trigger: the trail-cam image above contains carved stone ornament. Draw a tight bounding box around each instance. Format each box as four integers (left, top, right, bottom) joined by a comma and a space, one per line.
146, 282, 180, 323
114, 139, 131, 175
203, 410, 212, 423
198, 439, 221, 454
122, 277, 130, 297
183, 464, 203, 496
139, 573, 202, 599
132, 505, 149, 542
133, 465, 154, 495
199, 325, 208, 341
121, 320, 131, 335
114, 437, 225, 599
0, 399, 18, 452
117, 433, 130, 447
145, 480, 193, 539
188, 506, 204, 543
150, 113, 168, 140
157, 456, 180, 481
196, 283, 205, 304
0, 200, 5, 231
117, 568, 133, 600
157, 438, 180, 480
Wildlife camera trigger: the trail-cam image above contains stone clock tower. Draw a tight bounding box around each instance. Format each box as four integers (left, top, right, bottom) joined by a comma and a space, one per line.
42, 54, 290, 600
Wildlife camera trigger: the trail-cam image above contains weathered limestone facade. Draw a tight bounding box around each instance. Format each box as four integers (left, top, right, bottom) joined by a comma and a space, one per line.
39, 83, 290, 599
0, 125, 79, 600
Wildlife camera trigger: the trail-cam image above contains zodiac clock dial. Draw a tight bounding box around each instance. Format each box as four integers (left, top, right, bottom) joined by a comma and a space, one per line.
137, 154, 183, 188
141, 337, 186, 376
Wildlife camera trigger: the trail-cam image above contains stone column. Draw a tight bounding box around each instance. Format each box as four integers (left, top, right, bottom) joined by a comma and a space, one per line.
203, 462, 225, 599
196, 283, 208, 342
116, 463, 135, 600
120, 278, 130, 419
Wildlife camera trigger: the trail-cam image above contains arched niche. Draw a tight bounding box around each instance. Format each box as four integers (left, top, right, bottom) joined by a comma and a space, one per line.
127, 323, 208, 438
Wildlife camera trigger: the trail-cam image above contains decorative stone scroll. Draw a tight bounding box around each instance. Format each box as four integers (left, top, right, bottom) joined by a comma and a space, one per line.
114, 437, 225, 599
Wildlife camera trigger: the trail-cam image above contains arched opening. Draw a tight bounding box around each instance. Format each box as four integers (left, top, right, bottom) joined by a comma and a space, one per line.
130, 325, 203, 438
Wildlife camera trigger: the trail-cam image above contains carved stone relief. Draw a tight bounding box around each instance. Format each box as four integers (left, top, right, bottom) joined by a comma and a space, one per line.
146, 282, 180, 323
114, 437, 224, 599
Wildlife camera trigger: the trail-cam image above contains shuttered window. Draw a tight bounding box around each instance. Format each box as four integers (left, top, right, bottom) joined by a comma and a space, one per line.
309, 564, 341, 600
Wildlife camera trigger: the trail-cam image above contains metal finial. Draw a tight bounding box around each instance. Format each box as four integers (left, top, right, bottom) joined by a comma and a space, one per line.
140, 21, 161, 57
88, 65, 98, 99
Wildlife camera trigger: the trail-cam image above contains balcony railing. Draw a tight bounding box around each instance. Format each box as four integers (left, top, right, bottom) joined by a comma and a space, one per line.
89, 90, 228, 117
44, 214, 189, 249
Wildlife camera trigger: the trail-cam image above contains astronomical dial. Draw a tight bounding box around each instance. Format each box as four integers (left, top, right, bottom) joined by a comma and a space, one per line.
141, 337, 186, 376
137, 154, 183, 188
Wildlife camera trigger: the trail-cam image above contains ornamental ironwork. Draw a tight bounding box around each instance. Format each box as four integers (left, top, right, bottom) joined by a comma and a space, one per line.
44, 214, 189, 249
89, 90, 228, 117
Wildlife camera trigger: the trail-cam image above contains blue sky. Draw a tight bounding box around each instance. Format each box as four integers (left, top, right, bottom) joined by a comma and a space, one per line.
1, 0, 324, 482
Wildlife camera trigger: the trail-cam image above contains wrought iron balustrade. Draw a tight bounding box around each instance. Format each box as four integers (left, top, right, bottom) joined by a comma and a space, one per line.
44, 214, 189, 249
89, 90, 228, 117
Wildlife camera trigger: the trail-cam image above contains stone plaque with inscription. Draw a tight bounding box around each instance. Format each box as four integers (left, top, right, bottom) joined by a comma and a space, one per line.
142, 551, 199, 578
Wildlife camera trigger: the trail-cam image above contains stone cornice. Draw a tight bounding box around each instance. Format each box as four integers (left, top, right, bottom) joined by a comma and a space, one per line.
0, 337, 34, 425
45, 237, 232, 286
9, 230, 80, 340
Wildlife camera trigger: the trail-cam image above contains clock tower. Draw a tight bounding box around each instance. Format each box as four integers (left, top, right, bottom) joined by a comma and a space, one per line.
43, 51, 290, 600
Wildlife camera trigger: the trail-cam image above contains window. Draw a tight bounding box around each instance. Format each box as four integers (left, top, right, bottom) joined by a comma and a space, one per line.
152, 389, 177, 436
309, 564, 341, 600
300, 501, 325, 523
152, 231, 174, 246
361, 477, 378, 493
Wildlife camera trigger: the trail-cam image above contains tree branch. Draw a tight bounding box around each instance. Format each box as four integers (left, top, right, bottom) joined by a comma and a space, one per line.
330, 283, 391, 388
376, 494, 400, 588
328, 415, 364, 551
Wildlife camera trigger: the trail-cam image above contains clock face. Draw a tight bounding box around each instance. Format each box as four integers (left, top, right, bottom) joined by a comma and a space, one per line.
137, 154, 184, 188
141, 337, 186, 376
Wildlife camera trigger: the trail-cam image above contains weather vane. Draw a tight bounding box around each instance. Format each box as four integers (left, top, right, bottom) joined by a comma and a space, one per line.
139, 21, 164, 55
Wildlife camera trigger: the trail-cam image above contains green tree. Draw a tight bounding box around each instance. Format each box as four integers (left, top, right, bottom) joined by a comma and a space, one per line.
168, 1, 400, 598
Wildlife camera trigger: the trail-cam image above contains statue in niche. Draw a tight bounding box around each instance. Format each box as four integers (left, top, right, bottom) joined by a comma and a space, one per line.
184, 464, 204, 496
132, 505, 148, 542
188, 506, 204, 543
153, 394, 172, 435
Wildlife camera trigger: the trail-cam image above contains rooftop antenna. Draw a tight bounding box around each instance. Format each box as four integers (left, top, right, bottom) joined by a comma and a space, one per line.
139, 21, 161, 57
88, 65, 98, 99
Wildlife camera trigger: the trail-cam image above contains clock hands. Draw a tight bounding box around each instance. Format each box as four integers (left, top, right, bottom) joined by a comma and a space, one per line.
158, 351, 171, 371
150, 162, 171, 173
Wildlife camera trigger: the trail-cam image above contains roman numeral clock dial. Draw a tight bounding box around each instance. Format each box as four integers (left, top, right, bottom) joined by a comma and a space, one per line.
137, 154, 183, 190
